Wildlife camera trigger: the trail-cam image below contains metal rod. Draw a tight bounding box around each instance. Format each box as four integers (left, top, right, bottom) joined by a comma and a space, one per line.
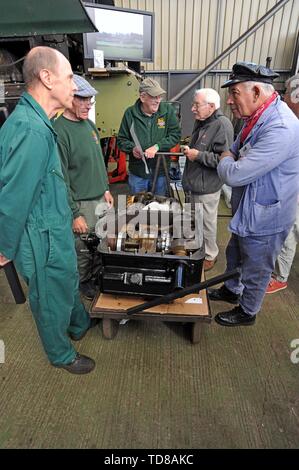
170, 0, 290, 102
2, 262, 26, 304
151, 153, 184, 196
155, 152, 184, 156
126, 268, 240, 315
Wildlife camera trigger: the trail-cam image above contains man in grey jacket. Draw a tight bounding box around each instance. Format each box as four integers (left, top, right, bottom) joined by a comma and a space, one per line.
182, 88, 234, 271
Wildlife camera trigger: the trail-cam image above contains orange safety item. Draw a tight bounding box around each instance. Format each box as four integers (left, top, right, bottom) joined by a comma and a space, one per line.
106, 137, 127, 183
169, 143, 181, 161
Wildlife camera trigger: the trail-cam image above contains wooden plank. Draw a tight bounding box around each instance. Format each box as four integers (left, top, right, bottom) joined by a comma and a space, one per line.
90, 289, 210, 319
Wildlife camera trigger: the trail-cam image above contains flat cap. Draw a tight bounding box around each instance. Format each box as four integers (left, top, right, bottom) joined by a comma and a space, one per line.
139, 78, 166, 97
73, 74, 98, 97
221, 61, 279, 88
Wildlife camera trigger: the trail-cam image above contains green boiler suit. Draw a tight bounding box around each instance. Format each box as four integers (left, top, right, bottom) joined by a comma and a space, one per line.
0, 93, 90, 365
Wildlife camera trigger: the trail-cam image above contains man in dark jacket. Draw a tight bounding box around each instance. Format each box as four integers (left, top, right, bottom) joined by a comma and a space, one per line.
117, 78, 181, 196
182, 88, 234, 271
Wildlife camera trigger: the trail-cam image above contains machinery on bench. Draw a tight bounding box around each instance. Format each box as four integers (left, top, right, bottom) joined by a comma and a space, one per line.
95, 191, 205, 298
85, 189, 238, 343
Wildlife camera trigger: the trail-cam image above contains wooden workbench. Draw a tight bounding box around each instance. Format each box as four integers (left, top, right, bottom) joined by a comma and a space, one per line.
90, 287, 211, 344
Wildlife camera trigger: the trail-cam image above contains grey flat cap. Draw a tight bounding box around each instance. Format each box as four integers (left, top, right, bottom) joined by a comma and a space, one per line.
73, 74, 98, 97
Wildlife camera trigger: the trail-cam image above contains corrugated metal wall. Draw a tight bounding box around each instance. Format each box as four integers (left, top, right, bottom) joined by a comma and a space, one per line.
115, 0, 299, 71
114, 0, 299, 135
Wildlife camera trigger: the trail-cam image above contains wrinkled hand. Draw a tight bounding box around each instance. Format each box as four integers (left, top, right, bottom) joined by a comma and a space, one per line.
73, 216, 88, 234
183, 146, 200, 161
144, 145, 158, 159
104, 190, 114, 208
0, 253, 10, 267
132, 146, 143, 159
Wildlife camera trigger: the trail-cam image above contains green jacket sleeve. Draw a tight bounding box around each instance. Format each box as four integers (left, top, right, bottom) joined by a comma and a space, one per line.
56, 138, 80, 219
156, 106, 181, 151
117, 110, 135, 154
0, 129, 49, 260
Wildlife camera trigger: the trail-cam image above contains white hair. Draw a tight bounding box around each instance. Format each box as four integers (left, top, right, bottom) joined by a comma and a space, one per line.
243, 81, 274, 94
285, 73, 299, 92
194, 88, 220, 109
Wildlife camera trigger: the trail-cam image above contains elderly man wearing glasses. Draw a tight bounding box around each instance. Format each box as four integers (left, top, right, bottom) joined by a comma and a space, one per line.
182, 88, 234, 271
117, 78, 181, 196
53, 74, 113, 300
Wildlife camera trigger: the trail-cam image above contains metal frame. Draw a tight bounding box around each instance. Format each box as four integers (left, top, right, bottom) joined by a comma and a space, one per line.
169, 0, 291, 102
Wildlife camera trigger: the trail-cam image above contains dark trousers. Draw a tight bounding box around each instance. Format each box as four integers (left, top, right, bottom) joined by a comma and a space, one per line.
224, 230, 290, 316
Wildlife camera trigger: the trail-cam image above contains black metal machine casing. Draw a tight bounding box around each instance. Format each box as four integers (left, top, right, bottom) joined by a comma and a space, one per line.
98, 242, 205, 297
96, 196, 205, 297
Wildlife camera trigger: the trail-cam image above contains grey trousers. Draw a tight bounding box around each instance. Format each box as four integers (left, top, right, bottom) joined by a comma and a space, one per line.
274, 203, 299, 282
75, 198, 106, 284
188, 191, 221, 260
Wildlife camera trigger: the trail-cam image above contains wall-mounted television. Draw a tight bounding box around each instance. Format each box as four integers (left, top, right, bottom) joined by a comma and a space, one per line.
83, 3, 154, 63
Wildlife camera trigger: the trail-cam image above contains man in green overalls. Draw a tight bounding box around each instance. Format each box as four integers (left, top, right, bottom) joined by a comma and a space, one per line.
0, 47, 95, 374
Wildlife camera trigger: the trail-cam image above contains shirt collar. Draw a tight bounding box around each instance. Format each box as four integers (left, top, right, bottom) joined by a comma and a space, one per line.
21, 92, 56, 135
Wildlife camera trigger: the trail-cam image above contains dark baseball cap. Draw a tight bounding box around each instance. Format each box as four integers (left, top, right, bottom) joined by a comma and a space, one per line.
221, 61, 279, 88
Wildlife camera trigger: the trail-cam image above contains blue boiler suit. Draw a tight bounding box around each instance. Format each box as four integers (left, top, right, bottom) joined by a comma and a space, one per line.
0, 93, 90, 365
217, 97, 299, 316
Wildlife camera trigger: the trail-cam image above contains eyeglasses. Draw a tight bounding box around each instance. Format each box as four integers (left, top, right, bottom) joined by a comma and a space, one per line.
146, 94, 163, 101
191, 102, 208, 110
74, 96, 96, 106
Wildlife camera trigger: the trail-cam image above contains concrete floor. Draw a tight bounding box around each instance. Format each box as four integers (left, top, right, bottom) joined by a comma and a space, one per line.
0, 188, 299, 449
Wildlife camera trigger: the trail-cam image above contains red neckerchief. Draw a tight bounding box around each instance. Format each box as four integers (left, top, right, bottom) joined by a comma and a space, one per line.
241, 91, 278, 144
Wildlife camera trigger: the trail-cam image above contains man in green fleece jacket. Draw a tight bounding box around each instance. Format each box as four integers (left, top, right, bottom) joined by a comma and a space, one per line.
117, 78, 181, 196
53, 74, 113, 300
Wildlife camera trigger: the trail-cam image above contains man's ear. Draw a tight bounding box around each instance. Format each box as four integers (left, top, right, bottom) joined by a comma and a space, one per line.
252, 85, 261, 102
39, 69, 53, 90
139, 92, 146, 103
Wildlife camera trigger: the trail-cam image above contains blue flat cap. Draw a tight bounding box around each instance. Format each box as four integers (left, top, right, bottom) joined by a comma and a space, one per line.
73, 74, 98, 97
222, 61, 279, 88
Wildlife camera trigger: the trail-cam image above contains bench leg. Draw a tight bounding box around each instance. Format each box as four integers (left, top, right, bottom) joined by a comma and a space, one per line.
102, 319, 119, 339
191, 322, 204, 344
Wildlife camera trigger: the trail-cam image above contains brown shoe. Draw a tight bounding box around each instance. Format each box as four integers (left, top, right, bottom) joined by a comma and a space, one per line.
204, 258, 217, 271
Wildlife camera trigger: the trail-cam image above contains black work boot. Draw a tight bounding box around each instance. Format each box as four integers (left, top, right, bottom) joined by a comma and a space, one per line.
214, 305, 256, 327
208, 284, 240, 304
53, 353, 95, 374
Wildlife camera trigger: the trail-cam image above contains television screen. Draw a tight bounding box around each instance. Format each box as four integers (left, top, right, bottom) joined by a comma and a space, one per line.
83, 3, 154, 62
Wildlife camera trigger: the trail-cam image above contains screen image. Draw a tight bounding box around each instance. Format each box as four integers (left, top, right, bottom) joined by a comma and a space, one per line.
83, 4, 154, 62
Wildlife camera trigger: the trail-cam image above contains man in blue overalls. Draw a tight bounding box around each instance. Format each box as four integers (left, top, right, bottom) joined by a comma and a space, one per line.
208, 62, 299, 326
0, 47, 95, 373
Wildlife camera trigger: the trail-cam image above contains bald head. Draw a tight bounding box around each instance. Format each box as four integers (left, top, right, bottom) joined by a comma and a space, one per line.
23, 46, 63, 89
22, 46, 76, 118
